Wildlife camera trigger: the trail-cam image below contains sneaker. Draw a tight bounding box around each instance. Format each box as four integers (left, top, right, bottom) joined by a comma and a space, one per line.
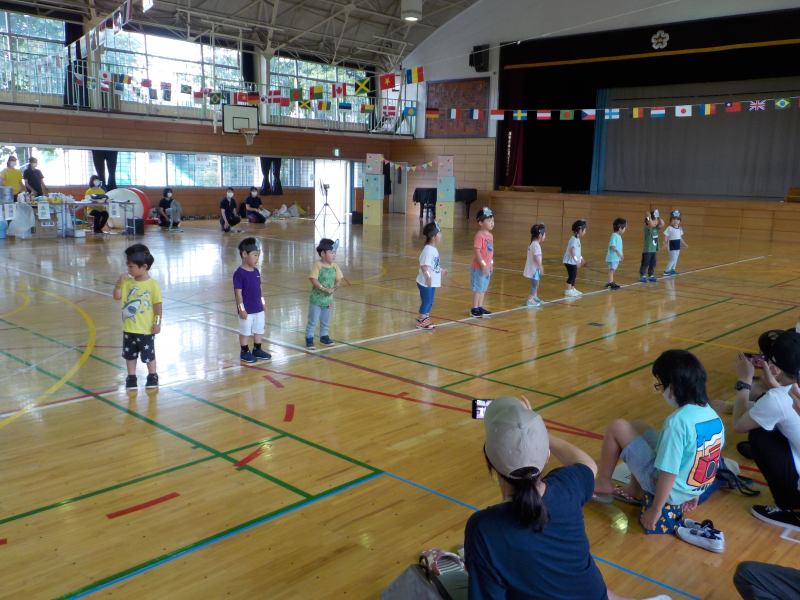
319, 336, 335, 346
240, 349, 257, 363
676, 520, 725, 553
305, 337, 316, 350
526, 299, 542, 307
609, 282, 621, 290
416, 317, 435, 330
751, 505, 800, 531
564, 289, 578, 297
604, 283, 612, 289
252, 347, 272, 360
639, 276, 648, 283
737, 441, 753, 460
480, 308, 492, 316
470, 308, 483, 318
643, 596, 673, 600
125, 375, 137, 390
533, 297, 544, 305
145, 373, 159, 389
648, 276, 658, 283
574, 288, 583, 295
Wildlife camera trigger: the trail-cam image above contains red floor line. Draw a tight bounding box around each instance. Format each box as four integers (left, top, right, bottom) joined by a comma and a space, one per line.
0, 538, 6, 545
739, 465, 762, 474
106, 492, 180, 519
283, 404, 294, 422
263, 375, 285, 388
233, 444, 271, 468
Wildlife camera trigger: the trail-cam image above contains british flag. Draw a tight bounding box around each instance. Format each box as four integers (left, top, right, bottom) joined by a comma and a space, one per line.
749, 100, 765, 111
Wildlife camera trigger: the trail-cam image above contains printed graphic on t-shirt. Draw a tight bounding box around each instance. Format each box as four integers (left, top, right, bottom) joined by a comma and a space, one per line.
687, 419, 723, 488
123, 286, 152, 326
486, 241, 493, 253
432, 255, 441, 273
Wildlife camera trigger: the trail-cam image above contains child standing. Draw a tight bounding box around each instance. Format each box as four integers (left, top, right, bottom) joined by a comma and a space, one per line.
416, 222, 448, 330
470, 207, 495, 318
640, 210, 664, 283
234, 237, 271, 364
605, 218, 627, 290
563, 219, 587, 297
306, 238, 343, 350
524, 223, 546, 307
662, 211, 688, 276
114, 244, 162, 390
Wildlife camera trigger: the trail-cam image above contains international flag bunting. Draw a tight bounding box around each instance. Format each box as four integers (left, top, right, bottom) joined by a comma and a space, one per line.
122, 0, 133, 24
289, 88, 302, 102
512, 110, 527, 121
259, 96, 268, 104
310, 85, 323, 99
114, 82, 125, 95
332, 83, 346, 98
141, 79, 152, 88
120, 74, 132, 84
675, 105, 692, 117
209, 92, 222, 105
86, 77, 97, 90
470, 109, 483, 120
161, 82, 172, 90
650, 107, 665, 118
149, 88, 158, 100
267, 90, 282, 103
90, 30, 98, 52
605, 108, 620, 119
193, 91, 203, 103
383, 105, 397, 116
536, 110, 551, 120
490, 109, 505, 121
181, 84, 192, 94
235, 92, 248, 104
361, 104, 375, 113
355, 79, 369, 94
247, 92, 260, 105
775, 98, 790, 109
749, 100, 765, 111
379, 73, 396, 91
632, 107, 644, 118
700, 104, 716, 115
560, 109, 574, 120
425, 108, 439, 118
100, 71, 111, 82
447, 109, 460, 119
280, 97, 290, 108
580, 109, 596, 120
338, 102, 352, 111
73, 73, 84, 86
404, 106, 417, 117
298, 100, 311, 109
406, 67, 424, 84
318, 101, 331, 110
100, 81, 109, 92
162, 90, 171, 101
725, 102, 741, 112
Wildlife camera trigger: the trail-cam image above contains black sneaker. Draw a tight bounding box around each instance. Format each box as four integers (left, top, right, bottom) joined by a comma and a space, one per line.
252, 347, 272, 361
305, 337, 316, 350
470, 308, 482, 318
125, 375, 137, 390
737, 441, 753, 460
480, 308, 492, 316
319, 336, 335, 347
751, 505, 800, 532
609, 282, 621, 290
145, 373, 159, 389
240, 349, 257, 363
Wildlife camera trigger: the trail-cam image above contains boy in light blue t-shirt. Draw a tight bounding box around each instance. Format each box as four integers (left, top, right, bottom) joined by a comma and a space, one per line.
605, 218, 627, 290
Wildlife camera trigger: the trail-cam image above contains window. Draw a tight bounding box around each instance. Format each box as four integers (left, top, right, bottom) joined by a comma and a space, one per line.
222, 155, 260, 188
4, 11, 65, 61
117, 151, 167, 187
166, 154, 221, 187
281, 159, 315, 188
353, 161, 365, 188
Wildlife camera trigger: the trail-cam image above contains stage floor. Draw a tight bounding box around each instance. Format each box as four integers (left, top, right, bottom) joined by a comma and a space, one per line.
1, 214, 798, 599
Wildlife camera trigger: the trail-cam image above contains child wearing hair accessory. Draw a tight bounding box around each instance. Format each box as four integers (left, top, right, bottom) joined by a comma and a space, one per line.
640, 210, 664, 283
234, 237, 271, 364
524, 223, 546, 307
605, 218, 627, 290
470, 207, 495, 318
563, 219, 587, 297
416, 221, 448, 330
306, 238, 343, 350
114, 244, 162, 390
662, 211, 688, 276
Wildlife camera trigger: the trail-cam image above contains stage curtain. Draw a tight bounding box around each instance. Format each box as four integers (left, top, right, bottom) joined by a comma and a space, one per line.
590, 88, 609, 193
259, 157, 283, 196
603, 77, 800, 198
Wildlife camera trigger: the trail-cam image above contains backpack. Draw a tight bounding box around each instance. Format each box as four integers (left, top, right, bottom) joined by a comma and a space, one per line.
381, 563, 453, 600
698, 457, 760, 504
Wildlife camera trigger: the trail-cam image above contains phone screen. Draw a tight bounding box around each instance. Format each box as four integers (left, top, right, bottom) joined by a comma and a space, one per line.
472, 399, 493, 419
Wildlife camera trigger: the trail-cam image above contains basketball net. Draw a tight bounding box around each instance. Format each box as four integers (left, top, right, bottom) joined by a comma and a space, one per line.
239, 128, 258, 146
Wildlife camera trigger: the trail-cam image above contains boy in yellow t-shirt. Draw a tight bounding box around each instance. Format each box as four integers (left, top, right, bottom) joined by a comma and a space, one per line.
113, 244, 163, 390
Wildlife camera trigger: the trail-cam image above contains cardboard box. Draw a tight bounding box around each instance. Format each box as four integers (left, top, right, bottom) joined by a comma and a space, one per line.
363, 201, 383, 225
366, 153, 383, 173
436, 202, 455, 228
437, 176, 456, 202
32, 219, 57, 239
437, 156, 454, 176
364, 175, 384, 201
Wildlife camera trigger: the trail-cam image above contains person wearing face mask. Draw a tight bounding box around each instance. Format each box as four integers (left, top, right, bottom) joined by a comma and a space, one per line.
85, 175, 109, 234
219, 187, 241, 233
1, 156, 25, 198
594, 349, 724, 541
23, 156, 46, 198
245, 186, 267, 224
158, 187, 182, 231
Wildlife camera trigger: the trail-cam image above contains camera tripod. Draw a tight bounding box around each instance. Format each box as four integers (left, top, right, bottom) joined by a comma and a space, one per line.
315, 180, 341, 226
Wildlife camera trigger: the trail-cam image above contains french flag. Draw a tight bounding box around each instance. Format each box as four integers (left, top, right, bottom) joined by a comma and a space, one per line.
470, 109, 483, 120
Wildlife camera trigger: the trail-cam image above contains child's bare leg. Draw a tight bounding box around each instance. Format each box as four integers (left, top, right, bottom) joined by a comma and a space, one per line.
472, 291, 484, 309
126, 359, 137, 376
239, 334, 249, 346
607, 269, 615, 284
254, 333, 262, 345
595, 418, 651, 495
146, 359, 157, 375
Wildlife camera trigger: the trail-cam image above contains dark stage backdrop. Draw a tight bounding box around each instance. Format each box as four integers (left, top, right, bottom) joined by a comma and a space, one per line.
497, 8, 800, 193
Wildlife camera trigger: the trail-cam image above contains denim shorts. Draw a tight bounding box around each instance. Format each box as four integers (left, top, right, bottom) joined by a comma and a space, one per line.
620, 428, 659, 496
607, 261, 619, 270
470, 267, 491, 293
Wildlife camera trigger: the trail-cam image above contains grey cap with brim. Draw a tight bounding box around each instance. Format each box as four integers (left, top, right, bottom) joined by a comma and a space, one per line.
484, 397, 549, 478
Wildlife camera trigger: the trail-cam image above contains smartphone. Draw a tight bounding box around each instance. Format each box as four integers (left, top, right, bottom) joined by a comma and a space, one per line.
744, 353, 766, 365
472, 399, 493, 419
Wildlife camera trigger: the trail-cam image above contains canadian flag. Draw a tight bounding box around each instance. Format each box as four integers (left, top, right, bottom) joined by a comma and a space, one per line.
332, 82, 347, 98
382, 105, 396, 116
203, 88, 212, 96
267, 89, 282, 103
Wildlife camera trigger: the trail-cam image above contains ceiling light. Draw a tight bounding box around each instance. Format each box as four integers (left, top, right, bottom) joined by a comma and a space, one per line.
401, 0, 422, 21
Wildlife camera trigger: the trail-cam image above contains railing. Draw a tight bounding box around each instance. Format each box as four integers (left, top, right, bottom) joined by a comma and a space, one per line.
0, 60, 417, 136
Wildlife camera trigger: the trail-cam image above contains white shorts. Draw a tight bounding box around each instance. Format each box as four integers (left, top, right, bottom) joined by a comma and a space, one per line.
238, 311, 265, 336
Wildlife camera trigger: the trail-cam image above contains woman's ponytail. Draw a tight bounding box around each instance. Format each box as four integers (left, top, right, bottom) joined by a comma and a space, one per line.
507, 467, 550, 531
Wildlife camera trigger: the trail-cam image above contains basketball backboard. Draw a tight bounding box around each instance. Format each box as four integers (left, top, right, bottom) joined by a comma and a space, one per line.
222, 105, 259, 135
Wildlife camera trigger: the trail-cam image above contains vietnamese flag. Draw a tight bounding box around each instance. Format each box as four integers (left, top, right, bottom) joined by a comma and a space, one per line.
379, 72, 396, 91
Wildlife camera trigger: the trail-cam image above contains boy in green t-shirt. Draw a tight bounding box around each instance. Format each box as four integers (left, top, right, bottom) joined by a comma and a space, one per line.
306, 238, 343, 350
639, 211, 664, 283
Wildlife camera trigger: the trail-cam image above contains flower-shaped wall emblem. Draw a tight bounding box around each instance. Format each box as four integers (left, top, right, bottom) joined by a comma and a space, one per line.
652, 30, 669, 49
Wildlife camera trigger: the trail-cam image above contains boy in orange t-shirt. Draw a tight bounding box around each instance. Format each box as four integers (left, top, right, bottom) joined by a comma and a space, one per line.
470, 207, 495, 318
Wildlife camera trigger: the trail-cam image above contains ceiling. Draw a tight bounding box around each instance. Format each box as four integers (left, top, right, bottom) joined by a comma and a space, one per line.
9, 0, 480, 70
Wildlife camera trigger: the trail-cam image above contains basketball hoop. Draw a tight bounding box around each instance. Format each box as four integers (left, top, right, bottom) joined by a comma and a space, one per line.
239, 128, 258, 146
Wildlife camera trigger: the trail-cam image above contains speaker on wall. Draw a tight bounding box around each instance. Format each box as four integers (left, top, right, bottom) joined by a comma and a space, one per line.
469, 44, 490, 72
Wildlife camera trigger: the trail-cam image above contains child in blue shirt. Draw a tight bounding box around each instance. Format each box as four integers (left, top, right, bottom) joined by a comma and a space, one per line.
605, 218, 626, 290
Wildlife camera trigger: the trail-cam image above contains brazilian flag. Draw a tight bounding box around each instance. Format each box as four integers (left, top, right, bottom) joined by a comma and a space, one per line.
209, 92, 222, 105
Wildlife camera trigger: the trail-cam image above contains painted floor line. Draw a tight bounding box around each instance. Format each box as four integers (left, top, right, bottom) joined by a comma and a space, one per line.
106, 492, 181, 519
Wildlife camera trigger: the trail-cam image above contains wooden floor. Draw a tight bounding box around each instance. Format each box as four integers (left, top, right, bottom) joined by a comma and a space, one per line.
1, 213, 799, 600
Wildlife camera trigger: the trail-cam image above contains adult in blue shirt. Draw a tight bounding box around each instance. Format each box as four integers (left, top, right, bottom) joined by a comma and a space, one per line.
219, 187, 241, 232
452, 396, 670, 600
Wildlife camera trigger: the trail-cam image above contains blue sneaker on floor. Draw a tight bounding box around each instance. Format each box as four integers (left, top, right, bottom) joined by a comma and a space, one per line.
252, 347, 272, 360
305, 337, 316, 350
319, 336, 335, 347
648, 276, 658, 283
240, 349, 257, 363
639, 276, 648, 283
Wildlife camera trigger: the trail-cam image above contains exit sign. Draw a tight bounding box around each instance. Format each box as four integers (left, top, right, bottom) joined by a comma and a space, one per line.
333, 148, 340, 157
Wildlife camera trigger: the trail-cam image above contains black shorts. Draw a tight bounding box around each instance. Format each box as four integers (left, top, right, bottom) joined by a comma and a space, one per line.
122, 333, 156, 363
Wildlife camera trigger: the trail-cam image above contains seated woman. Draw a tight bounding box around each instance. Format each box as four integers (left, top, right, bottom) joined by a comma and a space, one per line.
245, 186, 267, 224
158, 187, 182, 231
85, 175, 109, 234
219, 187, 241, 233
449, 395, 670, 600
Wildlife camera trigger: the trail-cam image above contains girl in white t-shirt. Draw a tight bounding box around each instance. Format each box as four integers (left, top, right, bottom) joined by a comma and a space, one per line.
662, 211, 688, 276
524, 223, 546, 307
416, 221, 448, 330
563, 219, 587, 297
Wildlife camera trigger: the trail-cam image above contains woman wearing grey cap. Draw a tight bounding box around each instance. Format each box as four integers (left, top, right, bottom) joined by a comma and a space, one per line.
457, 396, 670, 600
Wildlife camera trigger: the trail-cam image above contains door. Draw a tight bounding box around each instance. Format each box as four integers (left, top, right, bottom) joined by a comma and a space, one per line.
314, 159, 347, 222
390, 162, 407, 213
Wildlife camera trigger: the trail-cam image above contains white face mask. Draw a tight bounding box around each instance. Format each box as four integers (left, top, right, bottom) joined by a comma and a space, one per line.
9, 161, 17, 167
31, 162, 38, 168
227, 192, 234, 198
92, 180, 100, 187
167, 192, 172, 198
250, 191, 257, 197
662, 386, 680, 408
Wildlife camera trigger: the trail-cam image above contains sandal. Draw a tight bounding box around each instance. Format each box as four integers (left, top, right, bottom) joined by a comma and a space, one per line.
420, 549, 465, 576
612, 484, 643, 505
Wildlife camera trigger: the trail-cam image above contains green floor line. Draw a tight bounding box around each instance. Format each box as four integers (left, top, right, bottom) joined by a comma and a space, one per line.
769, 275, 800, 288
52, 471, 382, 600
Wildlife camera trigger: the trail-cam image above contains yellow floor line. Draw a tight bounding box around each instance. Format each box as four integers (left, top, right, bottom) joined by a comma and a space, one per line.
0, 287, 96, 432
667, 336, 756, 353
1, 289, 31, 320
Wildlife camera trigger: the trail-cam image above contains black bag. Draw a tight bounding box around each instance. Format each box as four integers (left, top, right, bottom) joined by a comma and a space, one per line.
351, 211, 363, 224
381, 563, 453, 600
698, 457, 760, 505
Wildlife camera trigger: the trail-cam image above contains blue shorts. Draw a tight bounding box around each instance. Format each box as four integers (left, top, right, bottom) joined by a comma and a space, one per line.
620, 428, 659, 496
607, 261, 619, 270
470, 267, 491, 293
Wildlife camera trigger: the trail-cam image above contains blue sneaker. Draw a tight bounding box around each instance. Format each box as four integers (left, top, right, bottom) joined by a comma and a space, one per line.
319, 336, 335, 347
305, 337, 316, 350
240, 349, 257, 363
639, 276, 648, 283
648, 276, 658, 283
252, 347, 272, 360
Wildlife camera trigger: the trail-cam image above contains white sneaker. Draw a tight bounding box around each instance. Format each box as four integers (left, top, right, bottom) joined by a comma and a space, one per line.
643, 596, 672, 600
676, 520, 724, 553
574, 288, 583, 295
564, 289, 577, 297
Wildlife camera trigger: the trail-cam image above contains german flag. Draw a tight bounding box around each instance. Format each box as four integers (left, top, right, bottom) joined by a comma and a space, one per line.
425, 108, 439, 119
247, 92, 260, 105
